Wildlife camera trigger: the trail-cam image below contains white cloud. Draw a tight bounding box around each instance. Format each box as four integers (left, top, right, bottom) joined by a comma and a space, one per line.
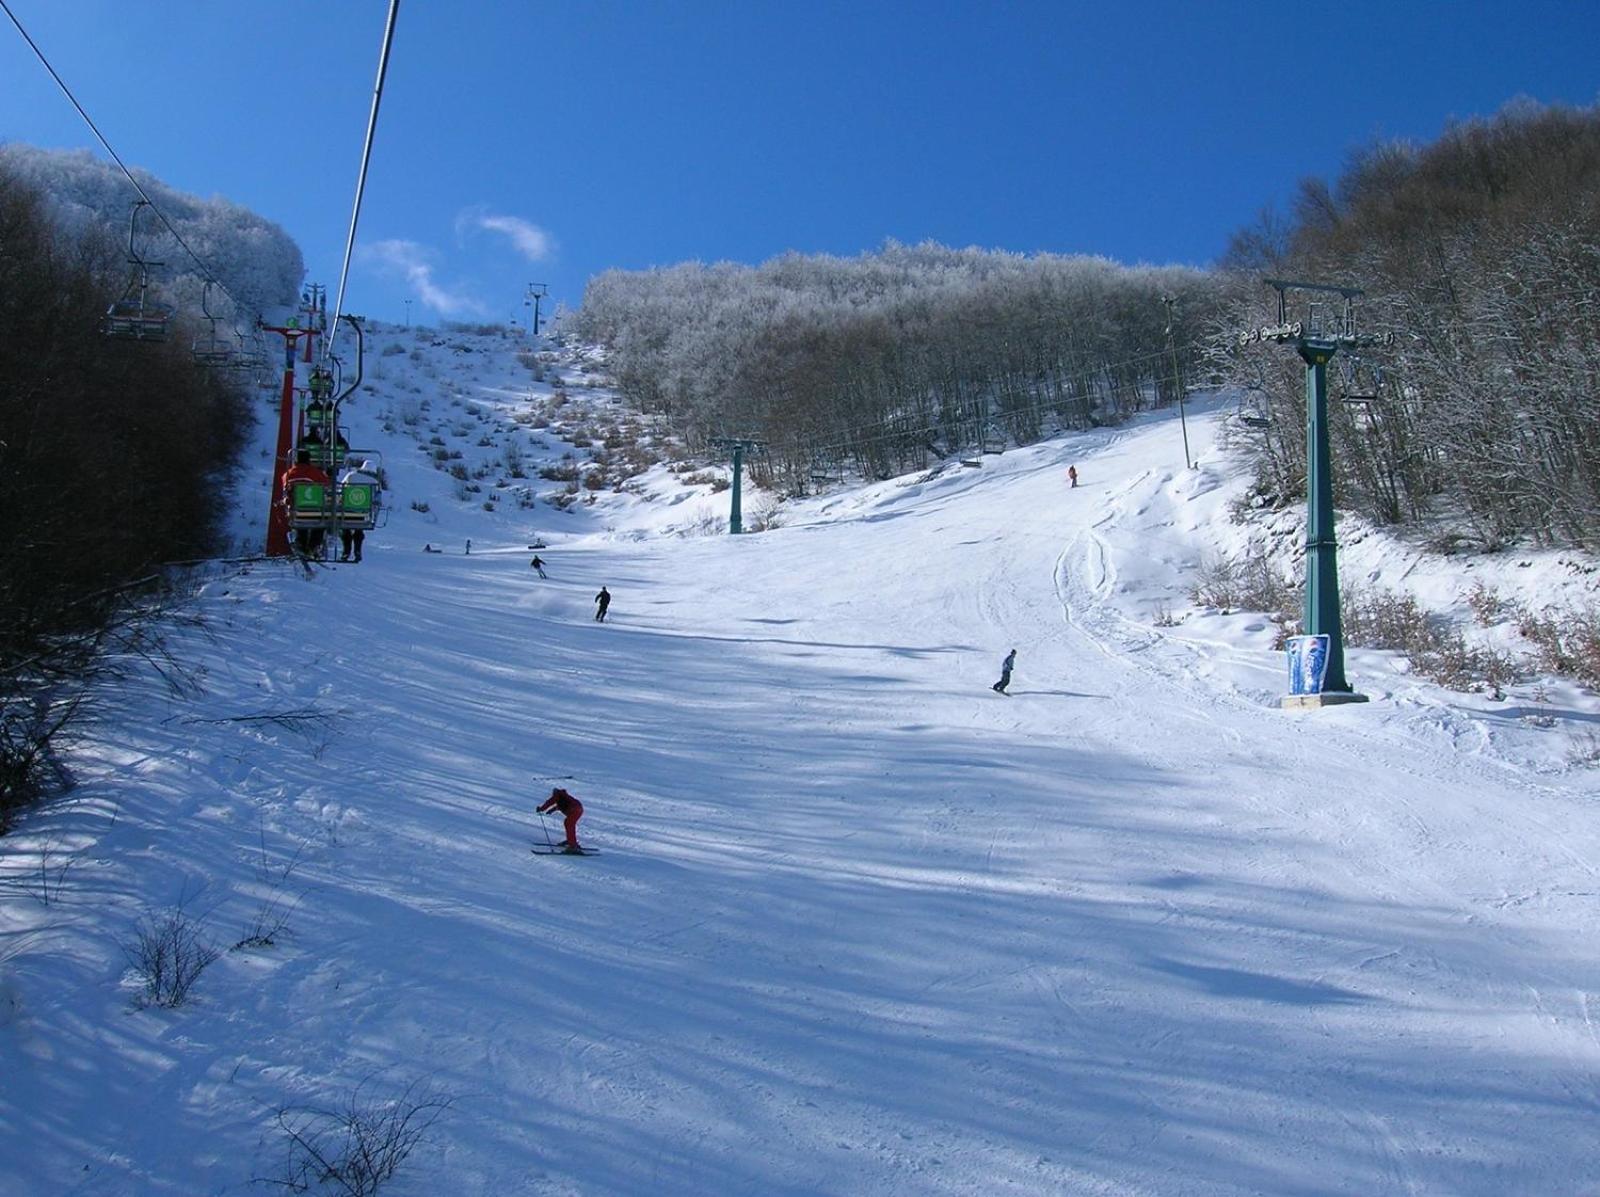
457, 207, 556, 263
360, 239, 486, 317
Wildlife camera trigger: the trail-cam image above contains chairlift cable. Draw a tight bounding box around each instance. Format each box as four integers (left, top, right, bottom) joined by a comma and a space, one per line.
326, 0, 400, 359
0, 0, 240, 310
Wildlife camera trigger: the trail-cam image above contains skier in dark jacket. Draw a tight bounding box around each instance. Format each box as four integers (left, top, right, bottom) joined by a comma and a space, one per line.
530, 555, 546, 577
993, 648, 1017, 694
537, 787, 585, 852
594, 586, 611, 622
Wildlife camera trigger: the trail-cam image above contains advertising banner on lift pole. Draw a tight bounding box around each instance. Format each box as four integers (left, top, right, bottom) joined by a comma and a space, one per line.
1286, 634, 1331, 696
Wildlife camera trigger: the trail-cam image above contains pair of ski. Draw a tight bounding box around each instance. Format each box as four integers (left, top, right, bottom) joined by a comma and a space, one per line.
530, 844, 598, 856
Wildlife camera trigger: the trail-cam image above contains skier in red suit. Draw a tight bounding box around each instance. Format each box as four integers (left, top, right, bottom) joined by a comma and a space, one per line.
538, 787, 585, 852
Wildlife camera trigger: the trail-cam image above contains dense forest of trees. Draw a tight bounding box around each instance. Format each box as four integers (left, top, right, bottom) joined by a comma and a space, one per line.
578, 102, 1600, 550
0, 150, 302, 825
573, 244, 1221, 489
1212, 100, 1600, 550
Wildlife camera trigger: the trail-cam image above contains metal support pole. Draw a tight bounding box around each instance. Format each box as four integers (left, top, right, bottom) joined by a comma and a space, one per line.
261, 322, 315, 557
526, 283, 548, 337
1246, 278, 1383, 707
711, 434, 764, 535
1163, 294, 1193, 468
1300, 339, 1351, 692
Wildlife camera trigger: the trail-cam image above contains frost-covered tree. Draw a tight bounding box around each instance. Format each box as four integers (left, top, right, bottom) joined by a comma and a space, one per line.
575, 242, 1222, 488
1211, 100, 1600, 550
0, 144, 304, 325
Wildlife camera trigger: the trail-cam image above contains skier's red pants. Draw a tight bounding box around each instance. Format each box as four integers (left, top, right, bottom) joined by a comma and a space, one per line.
562, 801, 583, 847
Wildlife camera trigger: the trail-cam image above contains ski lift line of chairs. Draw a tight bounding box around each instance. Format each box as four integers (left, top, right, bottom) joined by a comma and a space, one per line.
299, 371, 350, 467
285, 454, 385, 534
191, 281, 236, 368
102, 200, 175, 342
1237, 393, 1271, 428
1233, 356, 1387, 430
808, 455, 845, 486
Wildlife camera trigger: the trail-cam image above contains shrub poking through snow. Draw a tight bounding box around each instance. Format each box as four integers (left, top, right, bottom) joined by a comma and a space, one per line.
269, 1077, 452, 1197
123, 905, 220, 1008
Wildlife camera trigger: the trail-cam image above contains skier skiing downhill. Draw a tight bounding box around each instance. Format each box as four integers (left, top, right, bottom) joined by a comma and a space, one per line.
538, 787, 585, 852
993, 649, 1017, 694
594, 586, 611, 622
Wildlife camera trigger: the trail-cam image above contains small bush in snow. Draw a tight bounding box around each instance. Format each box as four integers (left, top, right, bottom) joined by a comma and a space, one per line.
269, 1078, 451, 1197
1411, 631, 1520, 696
1340, 585, 1436, 651
0, 698, 75, 834
1467, 581, 1507, 627
124, 906, 220, 1008
745, 497, 785, 532
682, 510, 725, 537
1517, 603, 1600, 688
1568, 730, 1600, 767
1339, 582, 1522, 694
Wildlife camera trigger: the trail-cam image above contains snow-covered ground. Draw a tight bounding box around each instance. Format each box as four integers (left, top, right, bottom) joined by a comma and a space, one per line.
4, 325, 1600, 1196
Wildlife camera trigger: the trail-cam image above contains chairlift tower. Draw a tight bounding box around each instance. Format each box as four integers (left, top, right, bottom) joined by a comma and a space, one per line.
710, 436, 767, 534
1161, 294, 1194, 469
1241, 279, 1386, 707
260, 305, 323, 557
525, 283, 549, 336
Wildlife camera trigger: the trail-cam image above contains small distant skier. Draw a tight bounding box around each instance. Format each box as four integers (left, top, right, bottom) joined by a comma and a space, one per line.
595, 585, 611, 622
530, 555, 547, 578
465, 538, 472, 555
1067, 465, 1078, 488
992, 648, 1017, 695
538, 786, 585, 853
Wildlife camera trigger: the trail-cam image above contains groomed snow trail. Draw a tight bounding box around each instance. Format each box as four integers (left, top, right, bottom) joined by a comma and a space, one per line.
4, 346, 1600, 1195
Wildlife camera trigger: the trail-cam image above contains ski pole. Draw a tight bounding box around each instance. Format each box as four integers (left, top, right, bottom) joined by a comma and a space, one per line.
536, 810, 555, 849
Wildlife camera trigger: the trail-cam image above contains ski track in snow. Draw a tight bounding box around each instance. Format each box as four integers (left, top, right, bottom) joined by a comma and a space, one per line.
4, 335, 1600, 1196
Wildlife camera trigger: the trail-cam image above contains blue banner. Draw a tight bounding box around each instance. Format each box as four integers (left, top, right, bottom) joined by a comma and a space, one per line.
1286, 634, 1330, 695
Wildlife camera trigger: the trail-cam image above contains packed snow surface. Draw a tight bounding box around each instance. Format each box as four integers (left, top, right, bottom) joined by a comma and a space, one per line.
4, 327, 1600, 1196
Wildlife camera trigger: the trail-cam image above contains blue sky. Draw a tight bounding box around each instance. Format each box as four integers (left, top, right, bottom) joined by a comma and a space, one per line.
1, 1, 1595, 327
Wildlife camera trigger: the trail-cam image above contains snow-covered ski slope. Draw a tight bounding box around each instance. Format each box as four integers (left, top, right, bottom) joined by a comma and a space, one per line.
5, 327, 1600, 1196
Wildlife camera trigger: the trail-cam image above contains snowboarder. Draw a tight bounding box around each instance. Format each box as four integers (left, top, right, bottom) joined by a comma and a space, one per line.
595, 585, 611, 622
992, 648, 1017, 694
1067, 465, 1078, 488
530, 555, 547, 578
538, 786, 585, 852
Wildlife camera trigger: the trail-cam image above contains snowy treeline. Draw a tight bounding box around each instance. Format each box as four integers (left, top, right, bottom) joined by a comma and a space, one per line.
0, 154, 264, 828
1213, 100, 1600, 550
0, 144, 303, 326
573, 243, 1220, 489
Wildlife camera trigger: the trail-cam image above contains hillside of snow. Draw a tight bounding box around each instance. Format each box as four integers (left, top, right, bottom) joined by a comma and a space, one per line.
4, 325, 1600, 1196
